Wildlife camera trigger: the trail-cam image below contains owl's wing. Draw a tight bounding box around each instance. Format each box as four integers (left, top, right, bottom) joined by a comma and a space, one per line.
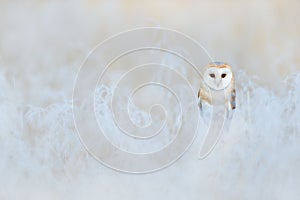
230, 89, 236, 110
198, 89, 203, 110
198, 88, 212, 105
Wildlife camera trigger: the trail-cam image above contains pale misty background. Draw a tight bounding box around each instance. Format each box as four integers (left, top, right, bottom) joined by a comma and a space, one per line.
0, 1, 300, 200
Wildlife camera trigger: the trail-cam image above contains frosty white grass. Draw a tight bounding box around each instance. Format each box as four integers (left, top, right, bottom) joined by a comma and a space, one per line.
0, 71, 300, 199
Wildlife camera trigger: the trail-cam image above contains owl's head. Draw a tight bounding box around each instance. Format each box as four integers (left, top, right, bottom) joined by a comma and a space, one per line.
203, 62, 233, 90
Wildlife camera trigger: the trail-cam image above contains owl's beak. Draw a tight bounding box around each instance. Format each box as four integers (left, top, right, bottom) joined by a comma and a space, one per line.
216, 78, 221, 87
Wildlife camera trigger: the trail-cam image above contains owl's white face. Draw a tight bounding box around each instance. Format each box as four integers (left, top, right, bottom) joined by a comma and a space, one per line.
203, 67, 233, 90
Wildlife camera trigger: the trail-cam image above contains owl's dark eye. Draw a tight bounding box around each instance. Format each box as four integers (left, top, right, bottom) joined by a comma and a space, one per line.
221, 73, 227, 78
209, 74, 215, 78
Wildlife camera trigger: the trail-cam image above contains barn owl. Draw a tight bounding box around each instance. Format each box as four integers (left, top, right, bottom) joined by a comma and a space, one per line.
198, 62, 236, 117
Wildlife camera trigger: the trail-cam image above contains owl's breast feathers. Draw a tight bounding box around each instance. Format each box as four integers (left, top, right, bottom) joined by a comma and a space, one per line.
198, 82, 235, 106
